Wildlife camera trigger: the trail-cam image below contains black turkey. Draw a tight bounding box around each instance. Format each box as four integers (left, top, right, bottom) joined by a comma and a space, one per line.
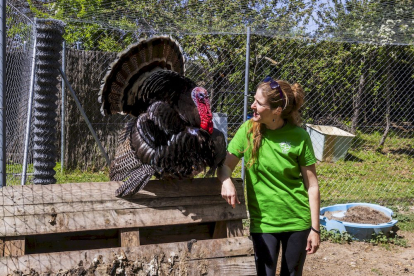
99, 36, 227, 197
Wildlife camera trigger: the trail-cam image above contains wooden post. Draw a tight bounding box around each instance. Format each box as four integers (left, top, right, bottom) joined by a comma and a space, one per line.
0, 238, 4, 256
4, 237, 25, 257
213, 219, 244, 239
119, 228, 140, 247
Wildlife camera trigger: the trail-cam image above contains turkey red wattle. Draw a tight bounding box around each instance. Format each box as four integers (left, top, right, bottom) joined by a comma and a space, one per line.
198, 100, 213, 134
192, 87, 213, 134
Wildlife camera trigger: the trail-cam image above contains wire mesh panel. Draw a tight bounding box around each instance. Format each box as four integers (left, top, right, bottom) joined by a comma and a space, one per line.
250, 35, 414, 205
2, 1, 414, 206
5, 3, 34, 185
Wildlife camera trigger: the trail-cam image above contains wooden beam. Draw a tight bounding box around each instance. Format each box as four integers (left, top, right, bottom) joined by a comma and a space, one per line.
0, 202, 247, 237
3, 237, 25, 257
0, 194, 245, 217
0, 236, 255, 275
119, 228, 140, 247
0, 178, 247, 237
213, 219, 245, 239
0, 178, 244, 206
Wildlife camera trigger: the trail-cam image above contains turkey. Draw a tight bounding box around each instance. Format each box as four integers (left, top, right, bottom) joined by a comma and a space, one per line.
99, 36, 227, 197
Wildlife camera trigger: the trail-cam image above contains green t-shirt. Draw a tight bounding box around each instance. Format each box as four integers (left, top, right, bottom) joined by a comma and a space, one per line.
228, 120, 317, 233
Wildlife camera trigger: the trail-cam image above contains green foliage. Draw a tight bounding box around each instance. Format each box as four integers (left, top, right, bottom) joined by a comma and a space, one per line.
320, 226, 353, 244
369, 231, 408, 248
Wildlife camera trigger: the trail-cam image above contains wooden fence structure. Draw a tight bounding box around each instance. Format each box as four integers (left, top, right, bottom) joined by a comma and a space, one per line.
0, 178, 256, 275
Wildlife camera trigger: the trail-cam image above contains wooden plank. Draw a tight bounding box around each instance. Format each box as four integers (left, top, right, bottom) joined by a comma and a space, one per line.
3, 237, 25, 257
213, 221, 228, 239
119, 228, 140, 247
0, 203, 247, 237
0, 193, 245, 217
188, 256, 256, 276
0, 236, 255, 275
0, 178, 243, 206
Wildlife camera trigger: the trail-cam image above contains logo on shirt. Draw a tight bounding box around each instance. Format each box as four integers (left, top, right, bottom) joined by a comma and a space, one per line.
280, 142, 291, 154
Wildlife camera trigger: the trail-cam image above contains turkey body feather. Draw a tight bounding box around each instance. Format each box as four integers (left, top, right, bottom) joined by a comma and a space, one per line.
99, 36, 226, 197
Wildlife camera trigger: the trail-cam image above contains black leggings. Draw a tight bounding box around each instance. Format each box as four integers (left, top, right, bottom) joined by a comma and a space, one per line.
251, 229, 310, 276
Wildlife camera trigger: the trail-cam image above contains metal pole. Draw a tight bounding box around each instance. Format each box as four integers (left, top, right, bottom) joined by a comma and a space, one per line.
21, 20, 37, 186
59, 68, 111, 166
60, 40, 65, 172
0, 0, 6, 187
241, 26, 251, 183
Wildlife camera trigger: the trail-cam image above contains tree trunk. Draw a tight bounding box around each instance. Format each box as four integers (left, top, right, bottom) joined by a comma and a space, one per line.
351, 57, 366, 134
377, 54, 392, 152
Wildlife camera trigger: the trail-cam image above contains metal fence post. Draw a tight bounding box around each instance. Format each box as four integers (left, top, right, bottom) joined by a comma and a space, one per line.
241, 26, 251, 183
21, 20, 37, 186
59, 68, 110, 166
0, 0, 6, 188
61, 40, 66, 172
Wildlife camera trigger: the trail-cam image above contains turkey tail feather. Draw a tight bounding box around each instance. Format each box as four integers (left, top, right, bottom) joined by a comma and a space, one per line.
99, 36, 185, 116
109, 122, 141, 181
115, 164, 155, 197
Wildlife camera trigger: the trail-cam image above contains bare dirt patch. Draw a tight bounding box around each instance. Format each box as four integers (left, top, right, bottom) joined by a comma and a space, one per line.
324, 206, 392, 224
302, 231, 414, 276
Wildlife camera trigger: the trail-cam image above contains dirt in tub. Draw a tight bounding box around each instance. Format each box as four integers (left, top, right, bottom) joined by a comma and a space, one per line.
323, 206, 392, 224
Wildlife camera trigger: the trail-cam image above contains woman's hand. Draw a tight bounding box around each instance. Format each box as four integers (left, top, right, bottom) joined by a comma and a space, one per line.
221, 179, 240, 208
217, 152, 241, 208
306, 230, 320, 254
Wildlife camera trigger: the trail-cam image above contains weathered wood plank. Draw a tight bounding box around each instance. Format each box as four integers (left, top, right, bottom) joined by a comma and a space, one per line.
0, 236, 255, 275
0, 178, 242, 206
188, 256, 256, 276
3, 237, 25, 257
213, 220, 228, 239
0, 203, 247, 237
0, 192, 244, 217
119, 228, 140, 247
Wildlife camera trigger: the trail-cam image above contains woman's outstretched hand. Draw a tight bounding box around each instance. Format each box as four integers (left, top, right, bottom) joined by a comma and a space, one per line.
221, 179, 241, 208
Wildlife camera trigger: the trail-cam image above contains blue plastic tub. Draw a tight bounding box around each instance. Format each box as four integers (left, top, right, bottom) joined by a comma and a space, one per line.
320, 203, 398, 240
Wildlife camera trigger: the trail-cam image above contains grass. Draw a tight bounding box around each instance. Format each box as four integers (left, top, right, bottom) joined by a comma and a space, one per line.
6, 162, 110, 185
317, 130, 414, 206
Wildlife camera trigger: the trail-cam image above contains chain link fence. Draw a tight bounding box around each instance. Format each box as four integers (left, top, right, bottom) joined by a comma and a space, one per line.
4, 3, 34, 185
3, 13, 414, 205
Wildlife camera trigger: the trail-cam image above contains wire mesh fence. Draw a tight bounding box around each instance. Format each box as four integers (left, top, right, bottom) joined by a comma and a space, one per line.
2, 4, 414, 206
4, 3, 34, 186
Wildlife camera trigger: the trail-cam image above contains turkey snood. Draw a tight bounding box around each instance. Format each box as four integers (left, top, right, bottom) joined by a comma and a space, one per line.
191, 87, 213, 134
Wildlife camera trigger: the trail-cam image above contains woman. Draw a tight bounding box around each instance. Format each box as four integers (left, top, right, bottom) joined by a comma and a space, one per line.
218, 77, 320, 276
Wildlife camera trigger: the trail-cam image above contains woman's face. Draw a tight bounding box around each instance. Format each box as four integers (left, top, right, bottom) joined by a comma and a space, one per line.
251, 88, 274, 124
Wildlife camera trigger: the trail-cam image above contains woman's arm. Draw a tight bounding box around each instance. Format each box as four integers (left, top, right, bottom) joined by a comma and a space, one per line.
301, 164, 320, 254
217, 152, 241, 208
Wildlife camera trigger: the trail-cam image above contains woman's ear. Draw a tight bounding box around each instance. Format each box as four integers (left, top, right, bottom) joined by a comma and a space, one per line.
272, 107, 282, 115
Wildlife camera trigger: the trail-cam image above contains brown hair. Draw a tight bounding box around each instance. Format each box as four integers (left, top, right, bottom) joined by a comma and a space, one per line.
246, 79, 305, 167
